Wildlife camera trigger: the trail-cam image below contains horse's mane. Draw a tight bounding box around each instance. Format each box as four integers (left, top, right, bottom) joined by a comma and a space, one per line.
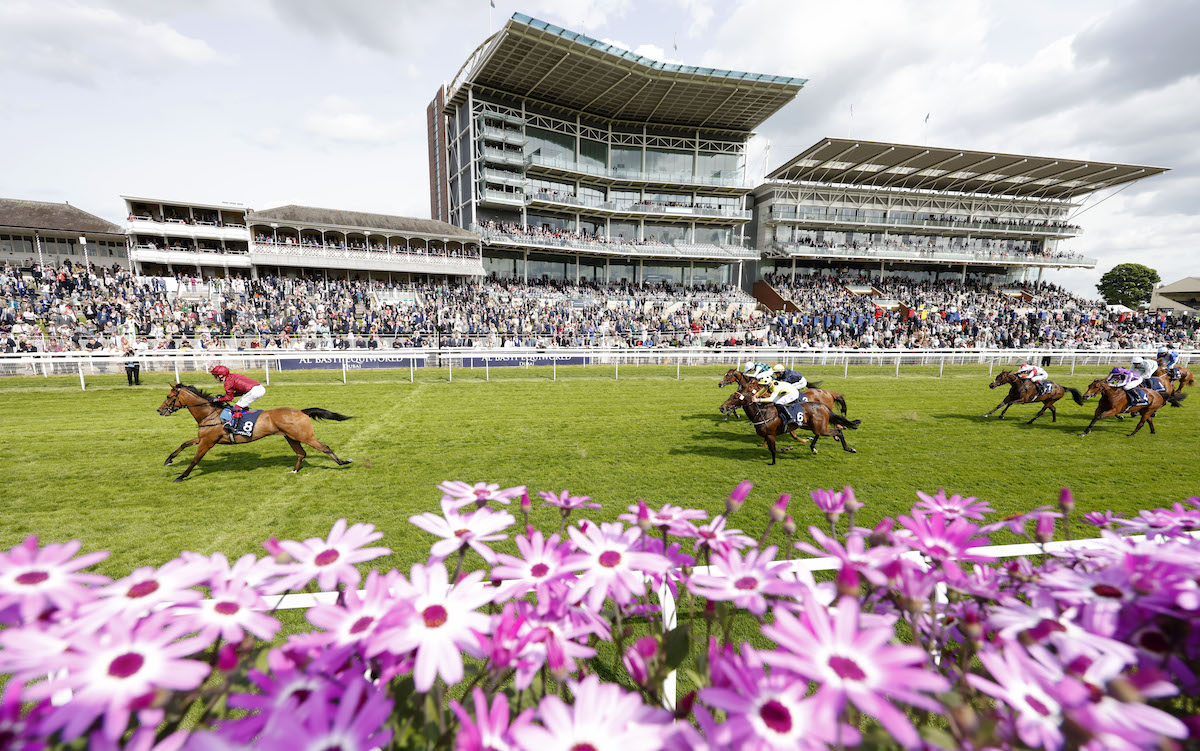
179, 383, 219, 401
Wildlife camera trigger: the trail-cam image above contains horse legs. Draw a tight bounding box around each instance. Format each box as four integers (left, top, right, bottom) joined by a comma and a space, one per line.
286, 437, 306, 473
1026, 401, 1051, 425
789, 429, 809, 443
165, 438, 198, 466
809, 434, 820, 454
174, 437, 217, 481
1128, 410, 1150, 437
766, 434, 777, 465
983, 400, 1007, 418
834, 429, 856, 453
302, 437, 352, 466
998, 402, 1014, 419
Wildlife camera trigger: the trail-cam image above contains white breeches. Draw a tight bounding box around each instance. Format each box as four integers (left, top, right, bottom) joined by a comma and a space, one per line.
774, 392, 799, 406
236, 385, 265, 408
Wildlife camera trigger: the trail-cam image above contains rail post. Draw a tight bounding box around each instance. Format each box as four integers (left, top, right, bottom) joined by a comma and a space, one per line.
844, 356, 849, 378
1070, 355, 1076, 375
676, 356, 680, 380
895, 355, 901, 378
485, 357, 489, 382
264, 359, 270, 385
553, 359, 557, 381
173, 358, 179, 383
448, 357, 453, 383
342, 359, 347, 384
615, 359, 619, 380
989, 359, 994, 376
78, 361, 85, 391
939, 358, 944, 378
410, 359, 414, 383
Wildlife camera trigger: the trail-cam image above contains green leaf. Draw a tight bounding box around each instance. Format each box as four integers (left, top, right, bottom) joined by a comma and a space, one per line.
664, 624, 692, 669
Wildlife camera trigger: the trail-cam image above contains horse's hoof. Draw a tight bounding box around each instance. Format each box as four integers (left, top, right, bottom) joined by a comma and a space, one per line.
847, 448, 857, 454
163, 460, 172, 466
173, 476, 185, 482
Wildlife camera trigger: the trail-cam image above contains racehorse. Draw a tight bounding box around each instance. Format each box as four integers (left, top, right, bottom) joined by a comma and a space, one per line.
157, 383, 355, 481
1074, 378, 1187, 437
719, 388, 810, 447
725, 384, 861, 465
718, 368, 848, 415
984, 370, 1085, 424
1154, 363, 1194, 393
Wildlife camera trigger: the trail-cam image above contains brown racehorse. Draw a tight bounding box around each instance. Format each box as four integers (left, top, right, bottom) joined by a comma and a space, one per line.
1155, 363, 1194, 393
718, 368, 848, 415
719, 388, 810, 446
725, 384, 861, 465
984, 371, 1084, 425
157, 383, 354, 481
1075, 378, 1187, 437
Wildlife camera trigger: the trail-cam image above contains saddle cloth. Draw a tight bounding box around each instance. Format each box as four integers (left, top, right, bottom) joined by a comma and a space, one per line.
1126, 389, 1150, 409
220, 408, 262, 437
1146, 377, 1167, 394
780, 402, 806, 428
1167, 367, 1182, 381
1036, 381, 1055, 397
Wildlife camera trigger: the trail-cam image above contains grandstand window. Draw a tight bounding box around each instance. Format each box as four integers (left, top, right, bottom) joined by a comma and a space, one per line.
579, 138, 607, 171
646, 192, 689, 206
646, 148, 693, 177
610, 189, 640, 207
644, 222, 688, 243
697, 151, 741, 180
578, 219, 602, 236
608, 261, 635, 282
611, 146, 642, 172
579, 186, 605, 204
610, 221, 639, 242
527, 213, 573, 232
643, 263, 683, 284
528, 253, 570, 279
526, 126, 576, 163
695, 226, 733, 245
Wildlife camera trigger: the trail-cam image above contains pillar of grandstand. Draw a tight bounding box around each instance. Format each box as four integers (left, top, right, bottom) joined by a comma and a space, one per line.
1, 198, 128, 268
125, 196, 252, 277
246, 205, 483, 281
429, 13, 805, 289
751, 138, 1168, 290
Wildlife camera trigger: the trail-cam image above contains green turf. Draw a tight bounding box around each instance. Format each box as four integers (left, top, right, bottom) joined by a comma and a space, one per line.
0, 364, 1196, 576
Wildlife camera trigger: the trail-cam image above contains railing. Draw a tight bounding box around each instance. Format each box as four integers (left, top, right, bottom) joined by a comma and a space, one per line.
2, 347, 1188, 388
767, 209, 1082, 236
481, 168, 525, 187
771, 243, 1097, 267
250, 242, 481, 266
480, 126, 525, 145
474, 228, 755, 260
481, 147, 525, 167
480, 189, 524, 205
523, 192, 751, 221
132, 244, 250, 255
526, 153, 749, 189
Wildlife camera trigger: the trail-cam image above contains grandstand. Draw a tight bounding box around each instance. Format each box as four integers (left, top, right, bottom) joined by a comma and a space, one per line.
125, 197, 484, 282
428, 13, 805, 289
1, 198, 128, 268
750, 138, 1168, 291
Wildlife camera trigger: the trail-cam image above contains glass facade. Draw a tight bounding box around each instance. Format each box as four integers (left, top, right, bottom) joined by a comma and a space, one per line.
645, 148, 692, 177
526, 126, 574, 162
697, 151, 741, 180
611, 146, 642, 172
579, 139, 607, 170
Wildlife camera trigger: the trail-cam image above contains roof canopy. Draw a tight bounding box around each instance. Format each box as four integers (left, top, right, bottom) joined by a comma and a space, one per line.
0, 198, 123, 236
766, 139, 1169, 200
247, 205, 478, 240
450, 13, 806, 132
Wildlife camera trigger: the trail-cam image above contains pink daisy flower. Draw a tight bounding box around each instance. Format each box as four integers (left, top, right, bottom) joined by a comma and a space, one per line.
451, 687, 525, 751
912, 489, 995, 521
512, 673, 670, 751
409, 499, 515, 565
895, 512, 994, 578
439, 481, 526, 511
566, 521, 670, 611
253, 673, 393, 751
222, 664, 340, 742
0, 535, 108, 624
618, 503, 707, 536
968, 646, 1088, 751
270, 519, 390, 593
701, 658, 843, 751
795, 527, 896, 587
182, 551, 279, 590
307, 569, 414, 648
173, 580, 280, 645
33, 613, 212, 742
82, 557, 210, 624
372, 562, 493, 691
688, 546, 804, 616
690, 515, 756, 557
490, 531, 581, 600
538, 489, 601, 511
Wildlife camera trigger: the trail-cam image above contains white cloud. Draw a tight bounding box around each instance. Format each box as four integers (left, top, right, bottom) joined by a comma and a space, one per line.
302, 96, 412, 145
0, 0, 221, 85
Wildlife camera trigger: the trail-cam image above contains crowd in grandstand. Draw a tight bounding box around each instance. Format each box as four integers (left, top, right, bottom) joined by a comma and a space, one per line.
1, 260, 1195, 355
478, 220, 656, 248
778, 234, 1086, 261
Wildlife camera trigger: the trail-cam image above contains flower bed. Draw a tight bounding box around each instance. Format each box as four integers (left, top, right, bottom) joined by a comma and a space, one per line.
1, 481, 1197, 750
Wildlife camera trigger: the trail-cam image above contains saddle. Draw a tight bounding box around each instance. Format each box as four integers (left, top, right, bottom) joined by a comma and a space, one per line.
1146, 377, 1167, 394
780, 402, 805, 428
1125, 388, 1150, 409
1167, 367, 1182, 381
220, 408, 262, 437
1035, 381, 1054, 397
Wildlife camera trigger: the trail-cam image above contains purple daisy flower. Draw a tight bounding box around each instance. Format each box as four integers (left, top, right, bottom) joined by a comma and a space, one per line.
690, 515, 756, 557
222, 663, 340, 743
538, 489, 601, 511
688, 546, 804, 616
896, 512, 994, 578
306, 569, 414, 647
795, 527, 896, 587
512, 673, 670, 751
439, 480, 526, 511
450, 687, 525, 751
173, 580, 280, 644
409, 499, 515, 565
253, 673, 392, 751
473, 601, 548, 690
619, 503, 707, 537
82, 557, 210, 624
566, 521, 670, 611
270, 519, 390, 593
968, 645, 1088, 751
913, 489, 995, 521
490, 531, 581, 600
0, 535, 108, 624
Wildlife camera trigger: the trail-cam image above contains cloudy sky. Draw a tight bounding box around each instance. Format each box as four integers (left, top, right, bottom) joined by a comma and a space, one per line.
1, 0, 1195, 295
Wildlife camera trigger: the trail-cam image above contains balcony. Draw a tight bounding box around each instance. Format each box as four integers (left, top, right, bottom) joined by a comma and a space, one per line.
479, 188, 524, 207
522, 192, 751, 221
481, 168, 524, 188
126, 217, 251, 241
473, 226, 758, 262
766, 208, 1082, 237
770, 242, 1097, 268
249, 242, 485, 275
525, 153, 749, 191
477, 108, 524, 126
480, 126, 525, 147
482, 147, 525, 168
130, 245, 252, 268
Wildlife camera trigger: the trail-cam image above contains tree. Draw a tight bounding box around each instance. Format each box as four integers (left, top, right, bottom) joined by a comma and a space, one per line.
1096, 263, 1160, 309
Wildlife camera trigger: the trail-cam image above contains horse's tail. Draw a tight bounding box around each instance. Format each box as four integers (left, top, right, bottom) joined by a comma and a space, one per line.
829, 413, 861, 430
1063, 387, 1086, 406
302, 408, 354, 421
832, 393, 848, 415
1166, 392, 1189, 408
807, 380, 823, 390
1185, 371, 1195, 387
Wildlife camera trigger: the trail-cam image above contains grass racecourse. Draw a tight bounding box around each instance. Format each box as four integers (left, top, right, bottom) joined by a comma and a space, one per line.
0, 362, 1197, 578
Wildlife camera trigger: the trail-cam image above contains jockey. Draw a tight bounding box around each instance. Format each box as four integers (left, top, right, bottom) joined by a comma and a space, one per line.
1106, 366, 1144, 404
1016, 362, 1049, 394
771, 363, 809, 390
1130, 356, 1158, 381
1157, 346, 1181, 369
741, 359, 773, 381
753, 375, 804, 427
209, 364, 265, 438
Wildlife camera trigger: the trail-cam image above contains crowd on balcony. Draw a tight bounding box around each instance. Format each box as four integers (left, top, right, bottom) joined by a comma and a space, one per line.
764, 273, 1195, 349
249, 235, 479, 259
128, 211, 244, 228
2, 260, 1194, 357
779, 234, 1087, 262
478, 221, 656, 248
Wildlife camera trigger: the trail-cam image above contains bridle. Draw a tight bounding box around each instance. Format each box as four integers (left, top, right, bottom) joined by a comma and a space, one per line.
160, 387, 187, 414
734, 389, 776, 427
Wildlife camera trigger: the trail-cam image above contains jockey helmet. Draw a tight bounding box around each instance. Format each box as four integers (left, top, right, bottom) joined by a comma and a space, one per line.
1110, 366, 1126, 376
772, 363, 785, 372
743, 360, 755, 372
1131, 356, 1144, 366
1157, 346, 1168, 355
759, 375, 776, 387
210, 365, 230, 377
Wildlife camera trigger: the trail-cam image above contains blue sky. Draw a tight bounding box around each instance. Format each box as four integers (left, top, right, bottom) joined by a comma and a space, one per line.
1, 0, 1196, 294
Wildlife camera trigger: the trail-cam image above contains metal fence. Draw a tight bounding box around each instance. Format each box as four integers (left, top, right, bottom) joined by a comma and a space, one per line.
0, 347, 1190, 389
